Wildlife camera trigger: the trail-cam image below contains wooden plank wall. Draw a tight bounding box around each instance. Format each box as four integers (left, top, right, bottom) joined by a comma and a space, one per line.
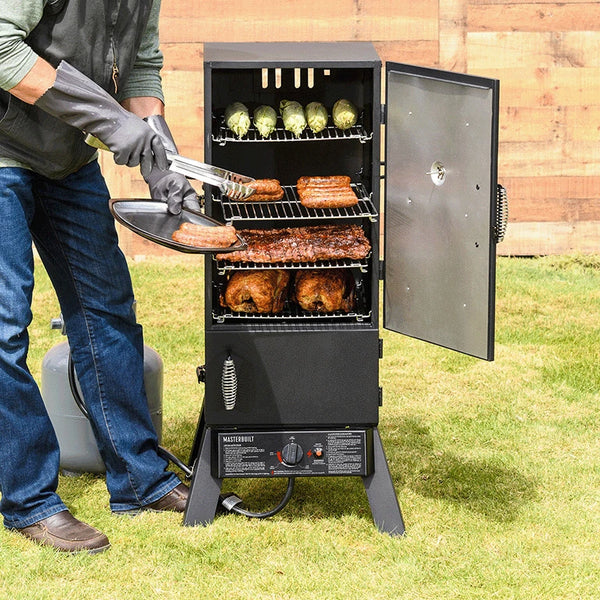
101, 0, 600, 257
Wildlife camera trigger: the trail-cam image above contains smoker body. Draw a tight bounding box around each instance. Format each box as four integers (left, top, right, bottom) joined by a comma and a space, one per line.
184, 43, 500, 535
203, 43, 384, 433
204, 328, 380, 427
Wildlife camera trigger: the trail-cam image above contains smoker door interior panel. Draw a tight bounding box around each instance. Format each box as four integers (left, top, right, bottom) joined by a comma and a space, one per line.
383, 64, 498, 360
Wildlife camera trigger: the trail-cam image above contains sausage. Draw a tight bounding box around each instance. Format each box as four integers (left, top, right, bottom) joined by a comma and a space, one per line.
298, 189, 358, 208
296, 175, 358, 209
244, 179, 284, 201
172, 222, 239, 248
297, 175, 351, 190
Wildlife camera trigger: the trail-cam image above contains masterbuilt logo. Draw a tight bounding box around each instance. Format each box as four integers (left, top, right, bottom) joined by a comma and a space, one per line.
222, 435, 255, 443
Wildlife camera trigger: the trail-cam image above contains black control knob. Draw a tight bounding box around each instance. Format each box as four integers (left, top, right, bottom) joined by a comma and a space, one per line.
281, 442, 303, 466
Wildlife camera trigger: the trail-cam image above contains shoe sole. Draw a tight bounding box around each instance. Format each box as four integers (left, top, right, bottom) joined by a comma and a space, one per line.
18, 534, 111, 554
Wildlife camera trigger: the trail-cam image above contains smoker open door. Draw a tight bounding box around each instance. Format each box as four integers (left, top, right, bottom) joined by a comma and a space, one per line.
383, 63, 499, 360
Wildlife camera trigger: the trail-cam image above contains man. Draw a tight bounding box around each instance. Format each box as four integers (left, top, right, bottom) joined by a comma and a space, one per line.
0, 0, 196, 553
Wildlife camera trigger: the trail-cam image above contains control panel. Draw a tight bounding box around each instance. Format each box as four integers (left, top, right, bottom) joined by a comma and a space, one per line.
214, 429, 373, 478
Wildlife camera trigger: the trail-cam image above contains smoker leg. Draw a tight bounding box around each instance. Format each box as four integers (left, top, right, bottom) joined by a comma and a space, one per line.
183, 426, 223, 527
188, 407, 206, 466
362, 427, 405, 536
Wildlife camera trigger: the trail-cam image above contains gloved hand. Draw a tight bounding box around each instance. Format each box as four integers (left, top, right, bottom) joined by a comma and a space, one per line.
143, 115, 201, 215
145, 167, 199, 215
35, 61, 167, 179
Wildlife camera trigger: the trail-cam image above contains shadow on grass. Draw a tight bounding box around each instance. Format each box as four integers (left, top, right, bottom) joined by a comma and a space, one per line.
162, 414, 536, 525
384, 418, 538, 522
218, 475, 374, 524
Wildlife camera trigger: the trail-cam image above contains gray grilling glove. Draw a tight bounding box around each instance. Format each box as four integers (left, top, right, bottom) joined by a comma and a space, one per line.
143, 115, 200, 215
35, 60, 167, 179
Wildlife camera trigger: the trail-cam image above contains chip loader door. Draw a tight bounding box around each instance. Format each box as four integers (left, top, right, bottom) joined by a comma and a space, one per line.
383, 63, 499, 360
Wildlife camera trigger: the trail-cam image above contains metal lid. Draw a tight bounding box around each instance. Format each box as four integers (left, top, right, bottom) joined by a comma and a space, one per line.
110, 199, 246, 254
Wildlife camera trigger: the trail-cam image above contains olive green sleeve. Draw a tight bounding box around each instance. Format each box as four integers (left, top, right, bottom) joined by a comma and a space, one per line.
118, 0, 165, 103
0, 0, 44, 90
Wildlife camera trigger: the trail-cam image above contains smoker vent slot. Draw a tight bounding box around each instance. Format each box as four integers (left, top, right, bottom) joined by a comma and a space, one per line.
214, 256, 371, 275
213, 122, 372, 145
216, 184, 377, 222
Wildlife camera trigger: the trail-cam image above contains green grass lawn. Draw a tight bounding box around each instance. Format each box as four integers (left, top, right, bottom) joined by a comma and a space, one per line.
1, 255, 599, 600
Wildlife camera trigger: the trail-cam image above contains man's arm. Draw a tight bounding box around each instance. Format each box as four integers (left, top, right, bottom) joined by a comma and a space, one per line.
121, 96, 164, 119
8, 56, 55, 104
11, 58, 164, 121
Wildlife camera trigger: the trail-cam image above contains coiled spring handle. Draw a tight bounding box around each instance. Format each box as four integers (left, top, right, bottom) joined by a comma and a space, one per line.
222, 355, 238, 411
495, 184, 508, 243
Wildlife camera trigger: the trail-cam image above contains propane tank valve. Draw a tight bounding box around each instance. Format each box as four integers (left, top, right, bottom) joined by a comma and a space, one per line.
50, 315, 66, 334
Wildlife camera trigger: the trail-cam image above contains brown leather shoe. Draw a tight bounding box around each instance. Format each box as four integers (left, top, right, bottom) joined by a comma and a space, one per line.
14, 510, 110, 554
114, 482, 189, 515
144, 482, 189, 512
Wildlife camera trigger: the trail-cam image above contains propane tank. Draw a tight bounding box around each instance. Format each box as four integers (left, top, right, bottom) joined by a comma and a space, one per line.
41, 316, 163, 475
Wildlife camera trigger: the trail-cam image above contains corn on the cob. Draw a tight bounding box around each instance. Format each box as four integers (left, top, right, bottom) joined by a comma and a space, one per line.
332, 98, 358, 130
305, 102, 328, 134
279, 100, 306, 138
253, 105, 277, 138
225, 102, 251, 138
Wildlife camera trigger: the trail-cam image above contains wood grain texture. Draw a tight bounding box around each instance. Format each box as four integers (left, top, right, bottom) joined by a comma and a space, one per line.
499, 221, 600, 256
500, 176, 600, 221
440, 0, 468, 71
159, 1, 438, 43
468, 3, 600, 32
468, 32, 600, 69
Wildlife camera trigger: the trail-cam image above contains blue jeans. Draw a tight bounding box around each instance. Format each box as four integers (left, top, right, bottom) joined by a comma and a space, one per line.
0, 161, 180, 528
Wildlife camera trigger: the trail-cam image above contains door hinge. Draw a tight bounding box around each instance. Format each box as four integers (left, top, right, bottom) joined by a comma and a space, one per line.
379, 338, 384, 359
380, 103, 386, 125
379, 260, 385, 280
378, 387, 383, 406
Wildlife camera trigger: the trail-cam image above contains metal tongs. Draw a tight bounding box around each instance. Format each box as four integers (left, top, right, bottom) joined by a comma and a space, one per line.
84, 132, 255, 201
166, 152, 255, 201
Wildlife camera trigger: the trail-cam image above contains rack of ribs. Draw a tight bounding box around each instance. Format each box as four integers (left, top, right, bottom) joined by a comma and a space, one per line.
216, 224, 371, 263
